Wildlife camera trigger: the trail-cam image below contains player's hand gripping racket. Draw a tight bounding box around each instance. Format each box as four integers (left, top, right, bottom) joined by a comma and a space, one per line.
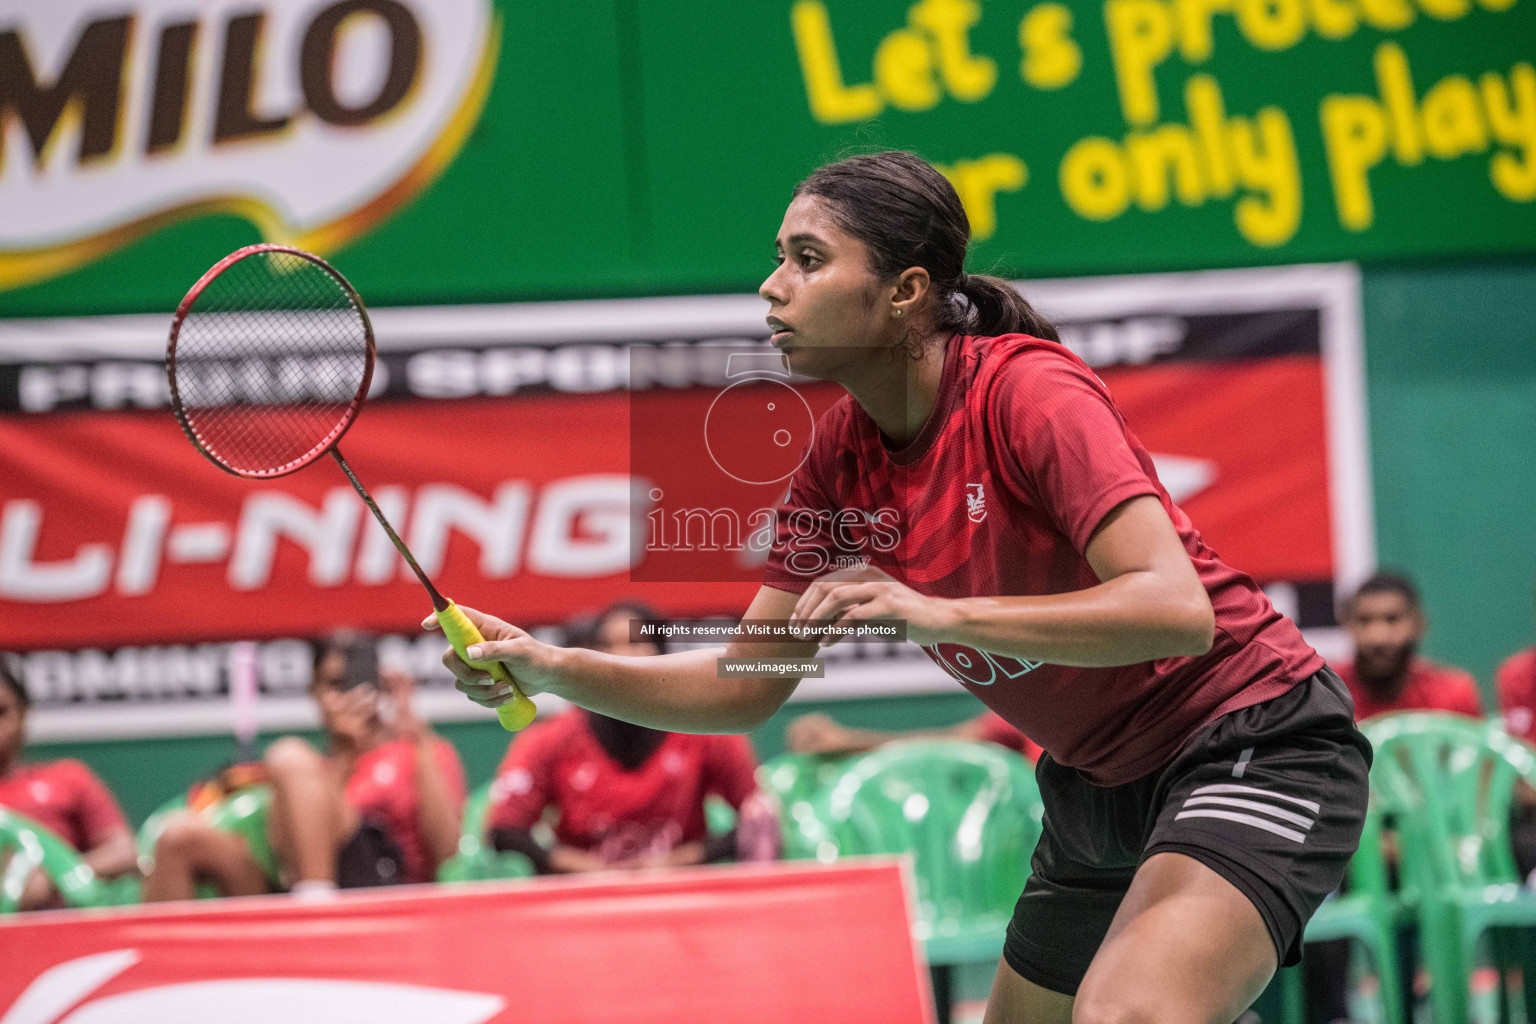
166, 244, 536, 731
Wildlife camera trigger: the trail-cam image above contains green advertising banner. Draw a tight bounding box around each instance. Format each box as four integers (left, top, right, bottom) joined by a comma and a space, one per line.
638, 0, 1536, 286
0, 0, 1532, 317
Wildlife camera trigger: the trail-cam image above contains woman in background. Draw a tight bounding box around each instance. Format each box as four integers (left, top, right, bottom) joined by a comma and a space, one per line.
0, 658, 137, 910
143, 633, 466, 900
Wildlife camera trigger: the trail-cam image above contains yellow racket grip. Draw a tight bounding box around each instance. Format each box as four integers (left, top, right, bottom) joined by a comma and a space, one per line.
436, 601, 537, 732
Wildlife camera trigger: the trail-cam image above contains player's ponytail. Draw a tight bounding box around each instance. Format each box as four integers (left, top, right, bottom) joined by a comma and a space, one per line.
954, 273, 1059, 342
793, 151, 1058, 344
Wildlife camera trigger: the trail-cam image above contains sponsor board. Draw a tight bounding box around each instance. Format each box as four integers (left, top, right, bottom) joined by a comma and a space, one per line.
1, 1, 1533, 313
0, 264, 1369, 739
0, 0, 497, 289
0, 862, 933, 1024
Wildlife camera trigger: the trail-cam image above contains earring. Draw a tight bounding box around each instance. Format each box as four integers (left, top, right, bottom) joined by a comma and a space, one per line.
894, 309, 903, 317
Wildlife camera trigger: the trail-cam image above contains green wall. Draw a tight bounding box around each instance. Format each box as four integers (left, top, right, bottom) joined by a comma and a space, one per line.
22, 258, 1536, 825
1362, 259, 1536, 692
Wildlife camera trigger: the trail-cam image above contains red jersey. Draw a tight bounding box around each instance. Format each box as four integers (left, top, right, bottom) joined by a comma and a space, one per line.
344, 737, 466, 885
764, 333, 1323, 785
0, 759, 127, 853
1498, 647, 1536, 742
970, 711, 1043, 763
487, 711, 759, 863
1334, 658, 1483, 722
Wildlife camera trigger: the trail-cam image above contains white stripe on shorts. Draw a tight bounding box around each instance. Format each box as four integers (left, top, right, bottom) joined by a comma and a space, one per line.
1173, 808, 1308, 843
1182, 794, 1315, 829
1189, 783, 1320, 813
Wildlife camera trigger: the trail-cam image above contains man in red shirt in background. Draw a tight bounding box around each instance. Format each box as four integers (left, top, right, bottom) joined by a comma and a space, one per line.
1309, 571, 1482, 1023
786, 707, 1043, 762
1334, 571, 1482, 721
1494, 578, 1536, 882
488, 603, 773, 872
1496, 578, 1536, 743
0, 659, 137, 910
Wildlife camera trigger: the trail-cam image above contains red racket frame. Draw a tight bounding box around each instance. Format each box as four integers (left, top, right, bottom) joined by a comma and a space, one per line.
166, 243, 377, 480
164, 244, 537, 730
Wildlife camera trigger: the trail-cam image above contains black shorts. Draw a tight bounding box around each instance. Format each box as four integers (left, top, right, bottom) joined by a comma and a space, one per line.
1003, 666, 1372, 996
335, 819, 407, 889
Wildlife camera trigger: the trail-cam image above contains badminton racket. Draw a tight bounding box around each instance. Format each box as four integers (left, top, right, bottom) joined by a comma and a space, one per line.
166, 243, 537, 731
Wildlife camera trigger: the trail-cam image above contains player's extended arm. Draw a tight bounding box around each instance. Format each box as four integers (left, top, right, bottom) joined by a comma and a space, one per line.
433, 586, 818, 734
794, 495, 1215, 667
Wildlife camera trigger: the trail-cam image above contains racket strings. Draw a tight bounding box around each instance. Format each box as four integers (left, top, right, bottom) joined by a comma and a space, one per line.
184, 347, 360, 470
172, 249, 372, 476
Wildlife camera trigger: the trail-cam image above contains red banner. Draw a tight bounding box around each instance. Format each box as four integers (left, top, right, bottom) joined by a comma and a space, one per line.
0, 394, 760, 650
0, 862, 933, 1024
1102, 355, 1332, 582
0, 359, 1331, 650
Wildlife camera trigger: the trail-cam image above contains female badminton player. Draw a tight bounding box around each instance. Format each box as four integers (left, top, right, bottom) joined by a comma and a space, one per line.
434, 151, 1370, 1024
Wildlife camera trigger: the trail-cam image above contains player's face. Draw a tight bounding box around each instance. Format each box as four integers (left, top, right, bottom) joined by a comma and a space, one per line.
1345, 592, 1423, 683
760, 195, 897, 380
0, 686, 24, 767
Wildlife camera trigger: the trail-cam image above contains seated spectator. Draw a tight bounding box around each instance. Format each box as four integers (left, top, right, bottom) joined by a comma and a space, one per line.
488, 602, 772, 873
1309, 571, 1480, 1023
0, 658, 137, 910
786, 708, 1043, 762
1496, 577, 1536, 743
1334, 570, 1482, 721
143, 633, 465, 901
1495, 578, 1536, 880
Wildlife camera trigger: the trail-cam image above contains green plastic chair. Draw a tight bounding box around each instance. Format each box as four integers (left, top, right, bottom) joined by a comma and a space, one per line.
1277, 782, 1407, 1024
138, 785, 280, 892
1363, 712, 1536, 1024
0, 808, 117, 912
704, 793, 737, 838
756, 752, 850, 860
809, 740, 1044, 965
436, 782, 534, 883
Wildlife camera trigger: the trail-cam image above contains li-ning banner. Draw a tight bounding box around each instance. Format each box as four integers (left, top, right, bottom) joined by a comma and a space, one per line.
0, 264, 1371, 739
0, 862, 934, 1024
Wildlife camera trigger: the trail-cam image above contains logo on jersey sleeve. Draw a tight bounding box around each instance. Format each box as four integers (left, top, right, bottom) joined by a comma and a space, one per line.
965, 483, 986, 523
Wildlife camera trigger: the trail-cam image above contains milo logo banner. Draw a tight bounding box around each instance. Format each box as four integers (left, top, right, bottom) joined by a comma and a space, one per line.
0, 264, 1371, 741
0, 0, 495, 292
0, 1, 1532, 317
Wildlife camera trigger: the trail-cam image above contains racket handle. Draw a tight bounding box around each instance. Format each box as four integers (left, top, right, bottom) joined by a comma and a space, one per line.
436, 601, 537, 732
